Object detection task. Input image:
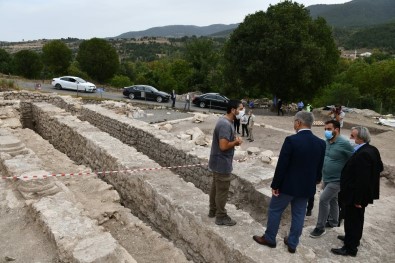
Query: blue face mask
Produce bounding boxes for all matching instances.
[324,130,333,140]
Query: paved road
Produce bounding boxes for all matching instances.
[13,79,229,114]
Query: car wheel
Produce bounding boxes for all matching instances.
[156,96,163,103]
[55,84,62,90]
[128,93,135,99]
[199,102,206,108]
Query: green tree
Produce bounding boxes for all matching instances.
[13,50,43,79]
[0,48,13,74]
[224,1,339,101]
[110,75,132,88]
[42,40,72,75]
[184,38,220,92]
[76,38,119,82]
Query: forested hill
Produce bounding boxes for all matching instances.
[308,0,395,27]
[116,24,239,39]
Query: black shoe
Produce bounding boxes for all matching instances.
[249,140,254,142]
[309,228,326,238]
[306,210,312,216]
[284,236,296,253]
[208,210,216,218]
[331,247,357,257]
[215,215,236,226]
[253,235,276,248]
[337,235,360,246]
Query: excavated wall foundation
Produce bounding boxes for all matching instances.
[1,92,295,262]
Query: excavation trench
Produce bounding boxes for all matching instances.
[1,92,288,262]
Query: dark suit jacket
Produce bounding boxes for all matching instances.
[271,130,326,198]
[340,144,383,207]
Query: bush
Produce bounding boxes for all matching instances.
[110,75,132,88]
[314,82,360,107]
[0,79,19,91]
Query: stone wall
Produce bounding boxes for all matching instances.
[3,91,275,222]
[0,129,136,263]
[29,101,282,262]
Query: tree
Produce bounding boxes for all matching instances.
[224,0,339,101]
[42,40,72,75]
[184,38,220,92]
[13,50,43,79]
[76,38,119,82]
[0,48,13,74]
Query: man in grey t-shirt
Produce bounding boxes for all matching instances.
[208,100,243,226]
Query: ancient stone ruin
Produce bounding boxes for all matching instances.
[0,90,393,263]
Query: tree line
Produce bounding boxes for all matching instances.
[0,1,393,113]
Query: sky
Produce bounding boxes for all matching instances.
[0,0,349,42]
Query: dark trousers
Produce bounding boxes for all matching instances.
[278,107,284,116]
[241,124,249,137]
[234,119,240,133]
[344,205,365,254]
[307,196,314,211]
[209,173,232,218]
[171,98,176,107]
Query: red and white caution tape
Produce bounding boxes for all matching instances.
[1,154,274,181]
[1,163,208,181]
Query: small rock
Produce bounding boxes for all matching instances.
[159,123,172,132]
[247,147,261,155]
[5,256,16,261]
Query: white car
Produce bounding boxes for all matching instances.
[51,76,96,93]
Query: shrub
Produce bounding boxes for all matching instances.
[110,75,132,88]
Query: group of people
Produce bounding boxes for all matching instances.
[234,106,255,142]
[276,99,313,116]
[208,100,383,257]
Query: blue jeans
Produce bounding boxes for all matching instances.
[264,193,308,249]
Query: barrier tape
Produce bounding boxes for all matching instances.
[1,155,273,181]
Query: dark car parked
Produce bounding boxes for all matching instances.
[123,85,170,102]
[192,93,231,109]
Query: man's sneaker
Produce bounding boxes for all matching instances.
[215,215,237,226]
[208,210,216,218]
[306,210,312,216]
[309,228,326,238]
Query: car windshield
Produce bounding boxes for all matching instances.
[146,86,158,92]
[75,77,87,83]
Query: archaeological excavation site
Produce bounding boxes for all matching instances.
[1,90,394,263]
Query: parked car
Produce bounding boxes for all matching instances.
[123,85,170,103]
[192,93,231,109]
[51,76,96,93]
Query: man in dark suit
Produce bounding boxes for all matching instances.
[253,111,325,253]
[331,126,383,257]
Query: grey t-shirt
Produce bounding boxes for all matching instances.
[208,116,235,174]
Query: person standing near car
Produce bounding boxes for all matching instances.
[171,90,176,108]
[208,100,243,226]
[184,92,191,111]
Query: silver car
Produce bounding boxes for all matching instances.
[51,76,96,93]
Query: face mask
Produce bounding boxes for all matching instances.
[349,139,356,147]
[324,130,333,140]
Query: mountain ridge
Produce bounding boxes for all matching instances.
[113,0,395,39]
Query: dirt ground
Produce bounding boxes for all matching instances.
[1,105,394,262]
